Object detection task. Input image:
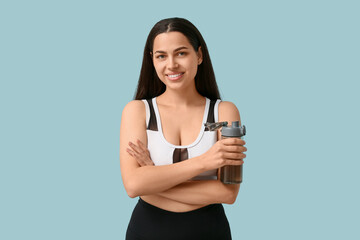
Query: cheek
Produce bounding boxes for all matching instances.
[186,60,199,75]
[153,62,165,77]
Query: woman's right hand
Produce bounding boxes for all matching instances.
[199,138,247,171]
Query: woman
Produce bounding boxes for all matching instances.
[120,17,247,240]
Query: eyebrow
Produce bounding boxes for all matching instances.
[154,46,189,54]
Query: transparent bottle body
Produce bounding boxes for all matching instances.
[220,136,242,184]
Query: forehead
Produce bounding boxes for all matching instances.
[153,32,192,52]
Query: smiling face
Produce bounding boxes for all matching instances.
[152,31,202,91]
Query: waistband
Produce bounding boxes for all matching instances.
[138,197,222,215]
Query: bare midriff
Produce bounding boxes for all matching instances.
[140,195,208,213]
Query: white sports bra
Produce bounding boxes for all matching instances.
[142,97,221,180]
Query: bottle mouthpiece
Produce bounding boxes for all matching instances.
[204,121,228,131]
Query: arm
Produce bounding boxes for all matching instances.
[155,180,240,205]
[126,101,246,204]
[156,102,245,205]
[214,101,243,202]
[120,100,207,198]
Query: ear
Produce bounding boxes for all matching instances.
[197,46,203,65]
[150,51,155,63]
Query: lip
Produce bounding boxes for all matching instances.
[166,72,184,81]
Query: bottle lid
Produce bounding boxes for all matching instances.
[221,121,246,137]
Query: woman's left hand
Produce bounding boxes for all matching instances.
[127,139,154,166]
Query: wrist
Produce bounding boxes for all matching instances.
[190,155,207,173]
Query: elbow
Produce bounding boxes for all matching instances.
[225,193,237,204]
[223,184,240,204]
[124,180,141,199]
[122,170,150,198]
[126,189,138,199]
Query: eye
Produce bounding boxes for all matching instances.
[178,52,186,56]
[156,55,166,59]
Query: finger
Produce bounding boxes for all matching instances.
[126,148,134,157]
[132,154,147,166]
[139,160,147,167]
[224,145,247,153]
[133,152,151,165]
[127,147,149,167]
[128,141,141,154]
[225,159,244,166]
[222,138,246,146]
[137,160,146,167]
[132,151,141,160]
[224,152,246,160]
[128,150,145,165]
[137,140,149,154]
[137,139,145,148]
[144,158,155,166]
[136,139,152,157]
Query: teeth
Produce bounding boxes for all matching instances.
[168,73,182,78]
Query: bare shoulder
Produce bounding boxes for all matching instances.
[218,101,241,123]
[120,100,147,145]
[121,100,146,121]
[219,101,239,114]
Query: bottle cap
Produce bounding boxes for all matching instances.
[221,121,246,137]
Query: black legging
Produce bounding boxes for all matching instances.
[126,198,232,240]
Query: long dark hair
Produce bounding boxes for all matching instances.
[134,17,221,100]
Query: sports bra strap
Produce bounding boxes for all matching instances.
[142,99,158,131]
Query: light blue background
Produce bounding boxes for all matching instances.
[1,0,359,239]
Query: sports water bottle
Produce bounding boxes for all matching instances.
[220,121,246,184]
[204,121,246,184]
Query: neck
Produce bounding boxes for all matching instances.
[158,83,204,107]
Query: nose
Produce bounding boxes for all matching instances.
[167,56,178,69]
